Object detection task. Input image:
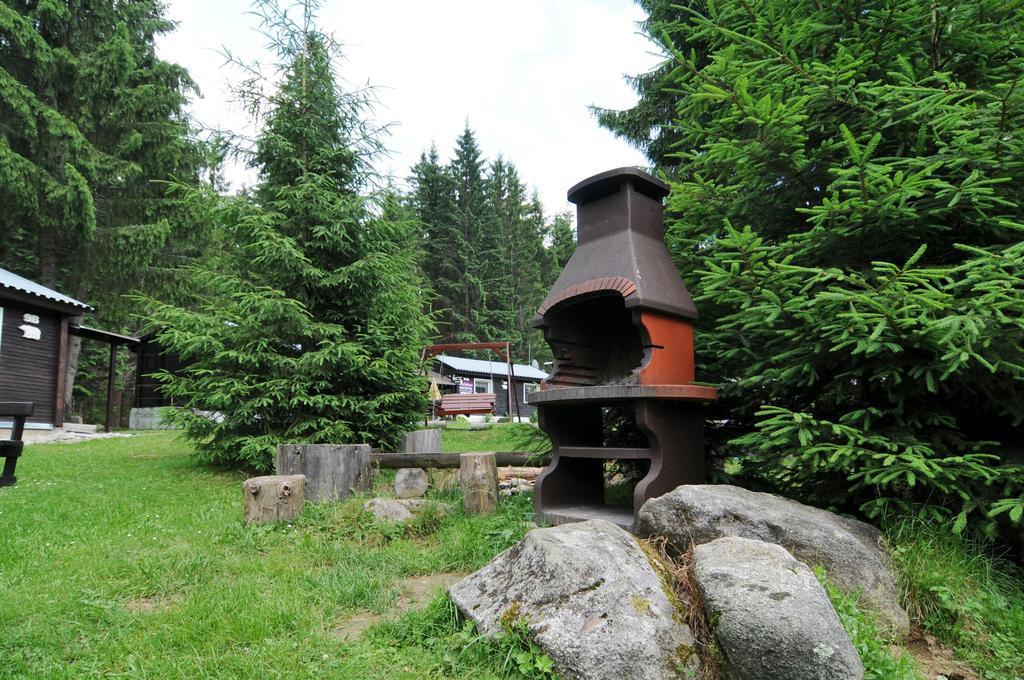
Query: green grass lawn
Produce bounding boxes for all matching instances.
[440,422,550,455]
[0,431,537,679]
[3,427,1021,679]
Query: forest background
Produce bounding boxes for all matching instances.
[3,0,1024,545]
[0,0,576,433]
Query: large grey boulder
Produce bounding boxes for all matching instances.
[449,519,698,680]
[693,537,864,680]
[637,484,909,637]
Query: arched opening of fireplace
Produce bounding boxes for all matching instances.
[543,294,643,387]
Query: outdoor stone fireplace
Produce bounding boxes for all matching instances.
[527,167,717,530]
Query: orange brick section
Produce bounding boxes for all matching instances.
[637,311,696,385]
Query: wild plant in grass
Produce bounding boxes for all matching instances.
[886,519,1024,678]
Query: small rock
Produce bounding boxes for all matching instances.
[394,467,429,498]
[449,519,698,680]
[364,498,413,523]
[638,484,909,637]
[363,498,452,523]
[393,498,452,514]
[498,477,535,496]
[692,536,864,680]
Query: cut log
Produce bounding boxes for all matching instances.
[397,429,438,498]
[400,428,442,453]
[460,452,498,515]
[243,475,305,524]
[276,443,371,503]
[372,451,549,469]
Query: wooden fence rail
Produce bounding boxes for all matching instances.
[370,451,549,469]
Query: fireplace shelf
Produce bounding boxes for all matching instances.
[558,446,651,460]
[528,383,717,405]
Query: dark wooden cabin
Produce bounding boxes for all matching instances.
[0,268,139,433]
[0,269,91,429]
[133,333,187,408]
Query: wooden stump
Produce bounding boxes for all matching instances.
[276,444,371,503]
[243,475,305,524]
[400,428,442,453]
[460,452,498,515]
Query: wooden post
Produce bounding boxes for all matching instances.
[243,475,305,524]
[105,343,117,432]
[54,317,69,427]
[276,443,371,503]
[460,452,498,515]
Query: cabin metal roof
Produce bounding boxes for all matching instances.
[434,355,548,381]
[0,268,93,313]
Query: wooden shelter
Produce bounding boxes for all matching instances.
[0,268,138,433]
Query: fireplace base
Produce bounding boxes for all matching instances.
[530,397,710,532]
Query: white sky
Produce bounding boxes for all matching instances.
[156,0,662,215]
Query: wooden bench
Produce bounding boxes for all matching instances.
[1,402,33,488]
[435,393,496,417]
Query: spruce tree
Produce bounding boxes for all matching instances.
[448,125,490,342]
[546,211,576,272]
[411,146,463,340]
[143,0,431,469]
[409,129,560,362]
[1,0,201,314]
[601,0,1024,533]
[483,168,549,362]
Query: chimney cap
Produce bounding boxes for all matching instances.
[567,167,670,205]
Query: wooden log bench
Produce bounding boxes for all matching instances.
[1,402,34,488]
[434,393,496,417]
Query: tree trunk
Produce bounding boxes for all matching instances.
[460,452,498,515]
[397,429,439,492]
[243,475,305,524]
[276,443,371,503]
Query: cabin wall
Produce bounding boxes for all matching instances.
[134,338,187,408]
[0,300,60,426]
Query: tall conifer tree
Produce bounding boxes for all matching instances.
[408,128,563,361]
[144,0,431,468]
[600,0,1024,532]
[411,146,462,339]
[448,125,489,341]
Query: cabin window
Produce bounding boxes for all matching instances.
[474,378,492,394]
[524,382,539,400]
